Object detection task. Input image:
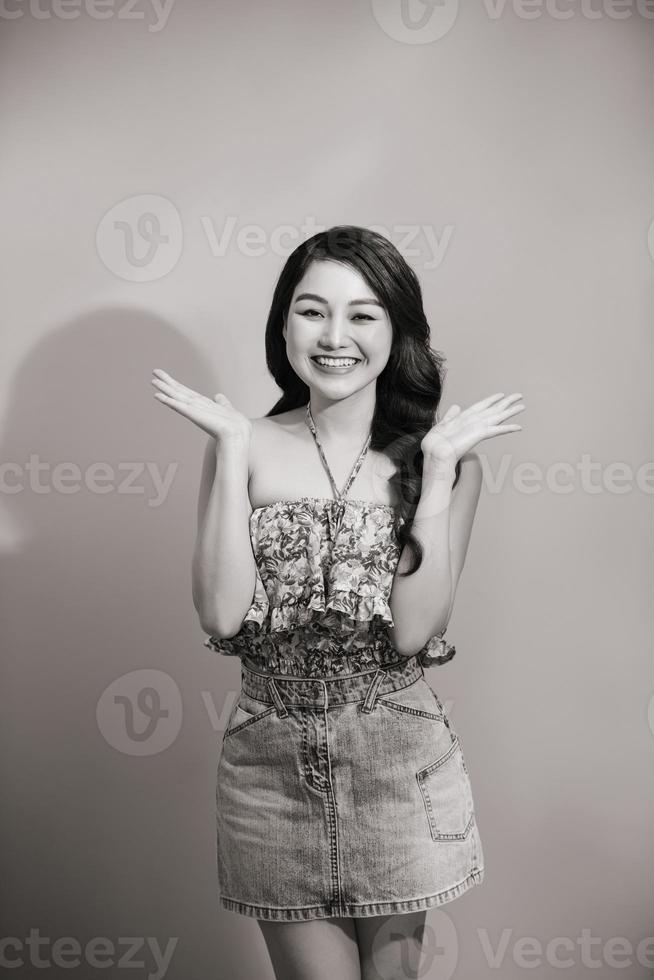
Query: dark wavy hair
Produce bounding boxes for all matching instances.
[263,224,460,577]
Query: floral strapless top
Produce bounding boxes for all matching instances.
[203,496,457,678]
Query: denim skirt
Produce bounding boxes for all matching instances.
[216,654,484,921]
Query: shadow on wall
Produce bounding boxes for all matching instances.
[0,307,271,980]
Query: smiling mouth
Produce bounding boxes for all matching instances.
[311,355,361,363]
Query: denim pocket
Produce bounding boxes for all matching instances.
[224,691,276,739]
[377,677,445,722]
[416,736,475,841]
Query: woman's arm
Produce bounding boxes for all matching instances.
[192,433,257,639]
[387,451,483,658]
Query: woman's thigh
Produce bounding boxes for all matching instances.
[354,911,428,980]
[257,916,361,980]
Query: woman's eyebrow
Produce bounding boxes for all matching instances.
[295,292,383,308]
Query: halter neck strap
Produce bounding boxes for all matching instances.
[304,404,372,503]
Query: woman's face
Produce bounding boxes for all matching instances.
[283,260,393,401]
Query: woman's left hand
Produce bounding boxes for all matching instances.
[421,392,525,468]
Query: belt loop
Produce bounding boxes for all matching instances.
[361,668,386,714]
[267,677,288,718]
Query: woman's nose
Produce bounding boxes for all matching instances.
[320,315,348,347]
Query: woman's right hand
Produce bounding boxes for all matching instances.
[151,369,252,446]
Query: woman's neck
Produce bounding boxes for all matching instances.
[307,390,375,446]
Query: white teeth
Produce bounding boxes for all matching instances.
[314,357,358,367]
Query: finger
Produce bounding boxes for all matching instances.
[152,369,201,401]
[486,424,523,434]
[153,369,182,386]
[495,393,524,408]
[151,377,193,402]
[467,391,525,415]
[479,396,525,417]
[490,402,526,420]
[153,369,180,382]
[153,391,186,405]
[151,376,206,405]
[153,392,217,428]
[465,392,507,412]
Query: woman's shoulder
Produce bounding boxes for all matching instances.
[251,406,305,431]
[249,408,306,453]
[247,409,306,499]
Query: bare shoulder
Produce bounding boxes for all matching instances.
[248,407,305,486]
[251,406,305,431]
[249,407,305,446]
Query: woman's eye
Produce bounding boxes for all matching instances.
[300,309,374,321]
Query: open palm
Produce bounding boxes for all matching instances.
[151,369,252,445]
[421,392,525,465]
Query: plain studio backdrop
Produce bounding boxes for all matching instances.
[1,3,653,979]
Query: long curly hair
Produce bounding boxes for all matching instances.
[263,224,460,576]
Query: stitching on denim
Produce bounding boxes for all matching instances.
[320,719,342,907]
[361,668,386,713]
[377,698,444,722]
[301,711,312,787]
[219,867,485,919]
[267,677,289,717]
[239,658,425,708]
[415,737,475,841]
[224,703,276,738]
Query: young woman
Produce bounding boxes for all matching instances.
[152,226,524,980]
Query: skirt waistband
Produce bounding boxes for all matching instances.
[240,655,424,711]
